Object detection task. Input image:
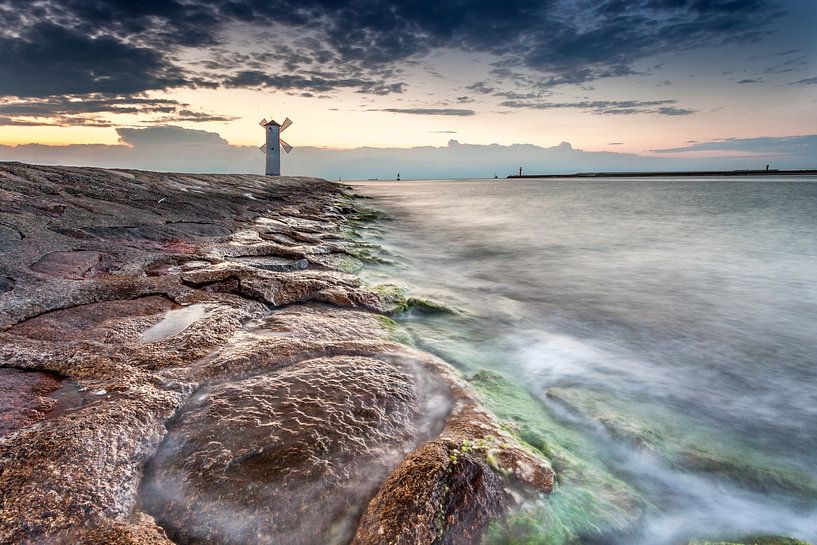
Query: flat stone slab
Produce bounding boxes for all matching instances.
[29,250,103,279]
[0,224,21,244]
[83,223,231,242]
[230,256,309,272]
[7,296,177,343]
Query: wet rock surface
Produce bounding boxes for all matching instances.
[0,275,14,293]
[0,368,63,438]
[0,223,22,243]
[0,162,553,545]
[142,356,421,545]
[29,250,106,278]
[7,296,177,343]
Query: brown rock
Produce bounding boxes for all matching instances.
[141,356,427,545]
[6,296,176,343]
[0,368,63,438]
[29,250,104,279]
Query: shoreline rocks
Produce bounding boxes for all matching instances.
[0,162,553,545]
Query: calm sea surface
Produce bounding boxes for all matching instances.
[351,177,817,544]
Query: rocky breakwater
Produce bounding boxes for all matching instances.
[0,162,553,545]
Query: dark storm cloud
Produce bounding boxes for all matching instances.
[651,134,817,154]
[0,96,234,126]
[0,23,189,97]
[656,106,696,116]
[155,111,240,123]
[494,90,548,100]
[0,117,54,127]
[466,79,550,101]
[224,71,405,95]
[0,97,180,117]
[116,126,231,147]
[0,0,786,95]
[500,99,694,116]
[466,82,496,95]
[373,108,476,116]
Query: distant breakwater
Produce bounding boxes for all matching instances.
[508,168,817,178]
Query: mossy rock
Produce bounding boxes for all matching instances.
[405,296,458,315]
[344,244,396,265]
[546,387,817,502]
[470,370,647,545]
[338,202,386,241]
[368,284,456,317]
[350,206,384,222]
[369,283,410,314]
[374,315,415,346]
[310,253,364,273]
[339,225,363,240]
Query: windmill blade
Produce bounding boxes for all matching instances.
[280,139,293,154]
[280,117,293,132]
[258,118,268,126]
[258,144,266,153]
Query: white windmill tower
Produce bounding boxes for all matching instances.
[259,117,293,176]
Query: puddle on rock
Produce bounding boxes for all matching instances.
[7,296,178,343]
[139,304,208,343]
[44,380,114,421]
[0,368,64,437]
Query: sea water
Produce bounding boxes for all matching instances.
[350,177,817,544]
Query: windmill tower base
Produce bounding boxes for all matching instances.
[265,124,281,176]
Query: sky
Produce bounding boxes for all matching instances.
[0,0,815,178]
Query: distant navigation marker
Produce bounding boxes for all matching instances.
[259,117,293,176]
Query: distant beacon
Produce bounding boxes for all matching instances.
[258,117,293,176]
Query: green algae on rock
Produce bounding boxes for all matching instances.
[374,314,416,346]
[367,282,459,317]
[406,296,459,315]
[469,370,648,545]
[353,348,554,545]
[546,387,817,502]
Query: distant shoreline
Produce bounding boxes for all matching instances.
[508,169,817,179]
